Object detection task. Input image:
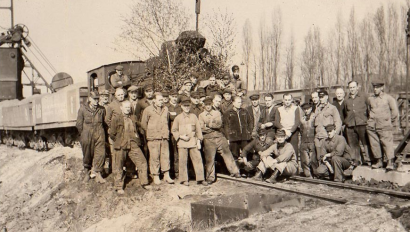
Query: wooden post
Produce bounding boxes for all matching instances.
[195,0,201,33]
[406,9,410,132]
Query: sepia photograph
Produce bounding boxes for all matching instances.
[0,0,410,231]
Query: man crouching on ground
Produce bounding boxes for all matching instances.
[172,96,208,186]
[254,129,298,183]
[110,101,151,194]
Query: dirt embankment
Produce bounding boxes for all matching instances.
[0,145,408,232]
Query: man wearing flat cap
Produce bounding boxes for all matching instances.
[246,94,263,139]
[256,129,298,183]
[190,91,203,117]
[127,85,139,113]
[179,79,193,97]
[299,103,317,177]
[171,96,207,186]
[199,96,241,184]
[76,91,107,184]
[166,89,182,178]
[221,73,236,96]
[367,79,398,170]
[98,90,110,108]
[111,65,130,89]
[240,128,274,179]
[316,124,353,182]
[314,90,342,174]
[220,88,234,114]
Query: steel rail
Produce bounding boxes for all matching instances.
[217,174,348,204]
[289,176,410,199]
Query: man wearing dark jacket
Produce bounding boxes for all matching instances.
[76,91,106,183]
[109,101,151,194]
[258,93,277,144]
[246,94,264,139]
[316,124,353,182]
[223,96,253,159]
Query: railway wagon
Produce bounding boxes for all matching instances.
[0,82,88,150]
[87,61,146,94]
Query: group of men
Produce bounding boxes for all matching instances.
[76,63,399,194]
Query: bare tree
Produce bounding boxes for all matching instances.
[374,5,387,86]
[117,0,191,59]
[284,30,295,89]
[301,27,324,90]
[204,8,237,66]
[358,13,376,92]
[258,15,268,90]
[346,7,360,81]
[386,3,400,91]
[269,7,282,90]
[242,19,253,90]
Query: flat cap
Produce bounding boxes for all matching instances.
[301,102,313,109]
[183,79,192,85]
[180,96,191,105]
[190,91,200,98]
[115,65,124,71]
[169,89,178,96]
[276,129,286,137]
[249,94,260,100]
[258,128,267,136]
[128,85,139,92]
[318,90,329,97]
[162,91,169,97]
[99,90,110,95]
[371,79,384,86]
[325,124,336,132]
[222,73,231,80]
[203,96,213,105]
[223,89,232,94]
[144,84,154,91]
[89,91,99,99]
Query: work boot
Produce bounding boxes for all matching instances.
[197,181,208,186]
[95,172,106,184]
[266,170,279,184]
[251,170,263,181]
[386,159,394,171]
[82,168,91,183]
[153,175,161,185]
[372,158,383,169]
[164,171,174,184]
[117,189,125,195]
[231,173,241,178]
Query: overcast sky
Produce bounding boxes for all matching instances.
[0,0,404,95]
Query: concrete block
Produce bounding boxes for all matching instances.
[352,166,410,186]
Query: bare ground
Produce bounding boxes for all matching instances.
[0,145,408,232]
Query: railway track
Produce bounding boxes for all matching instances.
[217,173,410,204]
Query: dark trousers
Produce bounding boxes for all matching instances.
[288,131,299,161]
[300,142,315,177]
[346,125,370,163]
[229,140,250,159]
[113,141,148,190]
[316,156,351,182]
[81,132,105,172]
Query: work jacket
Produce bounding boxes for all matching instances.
[110,114,141,149]
[344,92,368,127]
[223,108,253,141]
[76,104,106,143]
[367,92,398,129]
[141,105,170,140]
